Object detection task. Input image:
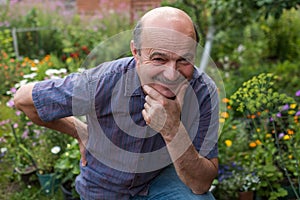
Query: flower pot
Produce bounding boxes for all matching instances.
[61,183,80,200]
[36,172,60,195]
[15,166,37,185]
[238,191,254,200]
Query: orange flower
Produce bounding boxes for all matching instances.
[221,112,229,119]
[227,105,232,110]
[249,142,257,148]
[222,98,230,103]
[255,140,262,145]
[232,125,237,130]
[257,112,261,116]
[287,129,294,135]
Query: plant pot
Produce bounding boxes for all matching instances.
[238,191,254,200]
[15,166,38,185]
[61,183,80,200]
[36,172,60,195]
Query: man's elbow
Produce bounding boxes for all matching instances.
[191,183,212,195]
[14,83,35,111]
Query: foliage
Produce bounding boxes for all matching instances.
[261,8,300,61]
[0,29,14,57]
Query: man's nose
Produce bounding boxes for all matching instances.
[163,62,180,82]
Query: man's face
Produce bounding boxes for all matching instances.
[134,28,197,99]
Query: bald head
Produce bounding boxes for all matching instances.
[133,7,199,50]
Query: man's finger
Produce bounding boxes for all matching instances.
[176,83,188,108]
[142,109,151,124]
[144,102,150,112]
[143,85,163,101]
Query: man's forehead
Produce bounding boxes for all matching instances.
[145,48,195,59]
[140,28,197,53]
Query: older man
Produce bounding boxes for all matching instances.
[14,6,219,200]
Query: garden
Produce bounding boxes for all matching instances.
[0,0,300,199]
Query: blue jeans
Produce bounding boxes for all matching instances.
[130,165,215,200]
[80,165,215,200]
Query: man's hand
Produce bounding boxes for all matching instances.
[73,118,88,166]
[142,84,188,141]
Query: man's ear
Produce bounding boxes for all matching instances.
[130,40,138,60]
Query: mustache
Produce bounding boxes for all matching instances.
[152,74,186,85]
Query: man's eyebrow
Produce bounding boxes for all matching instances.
[149,52,168,59]
[180,53,194,59]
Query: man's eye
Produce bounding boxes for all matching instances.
[178,59,191,65]
[152,58,165,63]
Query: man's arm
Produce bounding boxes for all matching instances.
[142,84,218,194]
[14,83,88,166]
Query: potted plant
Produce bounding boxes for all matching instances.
[33,129,71,196]
[55,139,80,200]
[9,119,39,185]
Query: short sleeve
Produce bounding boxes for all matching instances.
[32,72,92,122]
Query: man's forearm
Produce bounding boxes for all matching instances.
[14,83,87,139]
[164,123,218,194]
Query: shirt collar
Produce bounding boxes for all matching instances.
[124,58,144,97]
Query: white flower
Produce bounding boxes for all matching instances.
[237,44,245,53]
[23,73,37,79]
[33,59,39,64]
[77,68,85,73]
[30,67,38,71]
[19,79,28,87]
[51,146,61,154]
[1,147,7,153]
[59,68,67,74]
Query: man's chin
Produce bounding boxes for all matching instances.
[148,83,177,99]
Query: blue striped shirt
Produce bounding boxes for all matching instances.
[32,57,219,200]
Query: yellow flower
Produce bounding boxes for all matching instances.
[283,135,290,140]
[290,104,297,109]
[288,155,293,159]
[288,110,296,115]
[221,112,229,119]
[219,118,225,123]
[266,133,272,138]
[232,125,237,130]
[256,128,261,133]
[249,142,257,148]
[66,57,73,64]
[225,140,232,147]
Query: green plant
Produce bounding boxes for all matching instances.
[55,139,80,197]
[228,73,300,199]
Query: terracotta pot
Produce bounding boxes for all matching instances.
[238,191,254,200]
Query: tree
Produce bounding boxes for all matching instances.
[163,0,300,71]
